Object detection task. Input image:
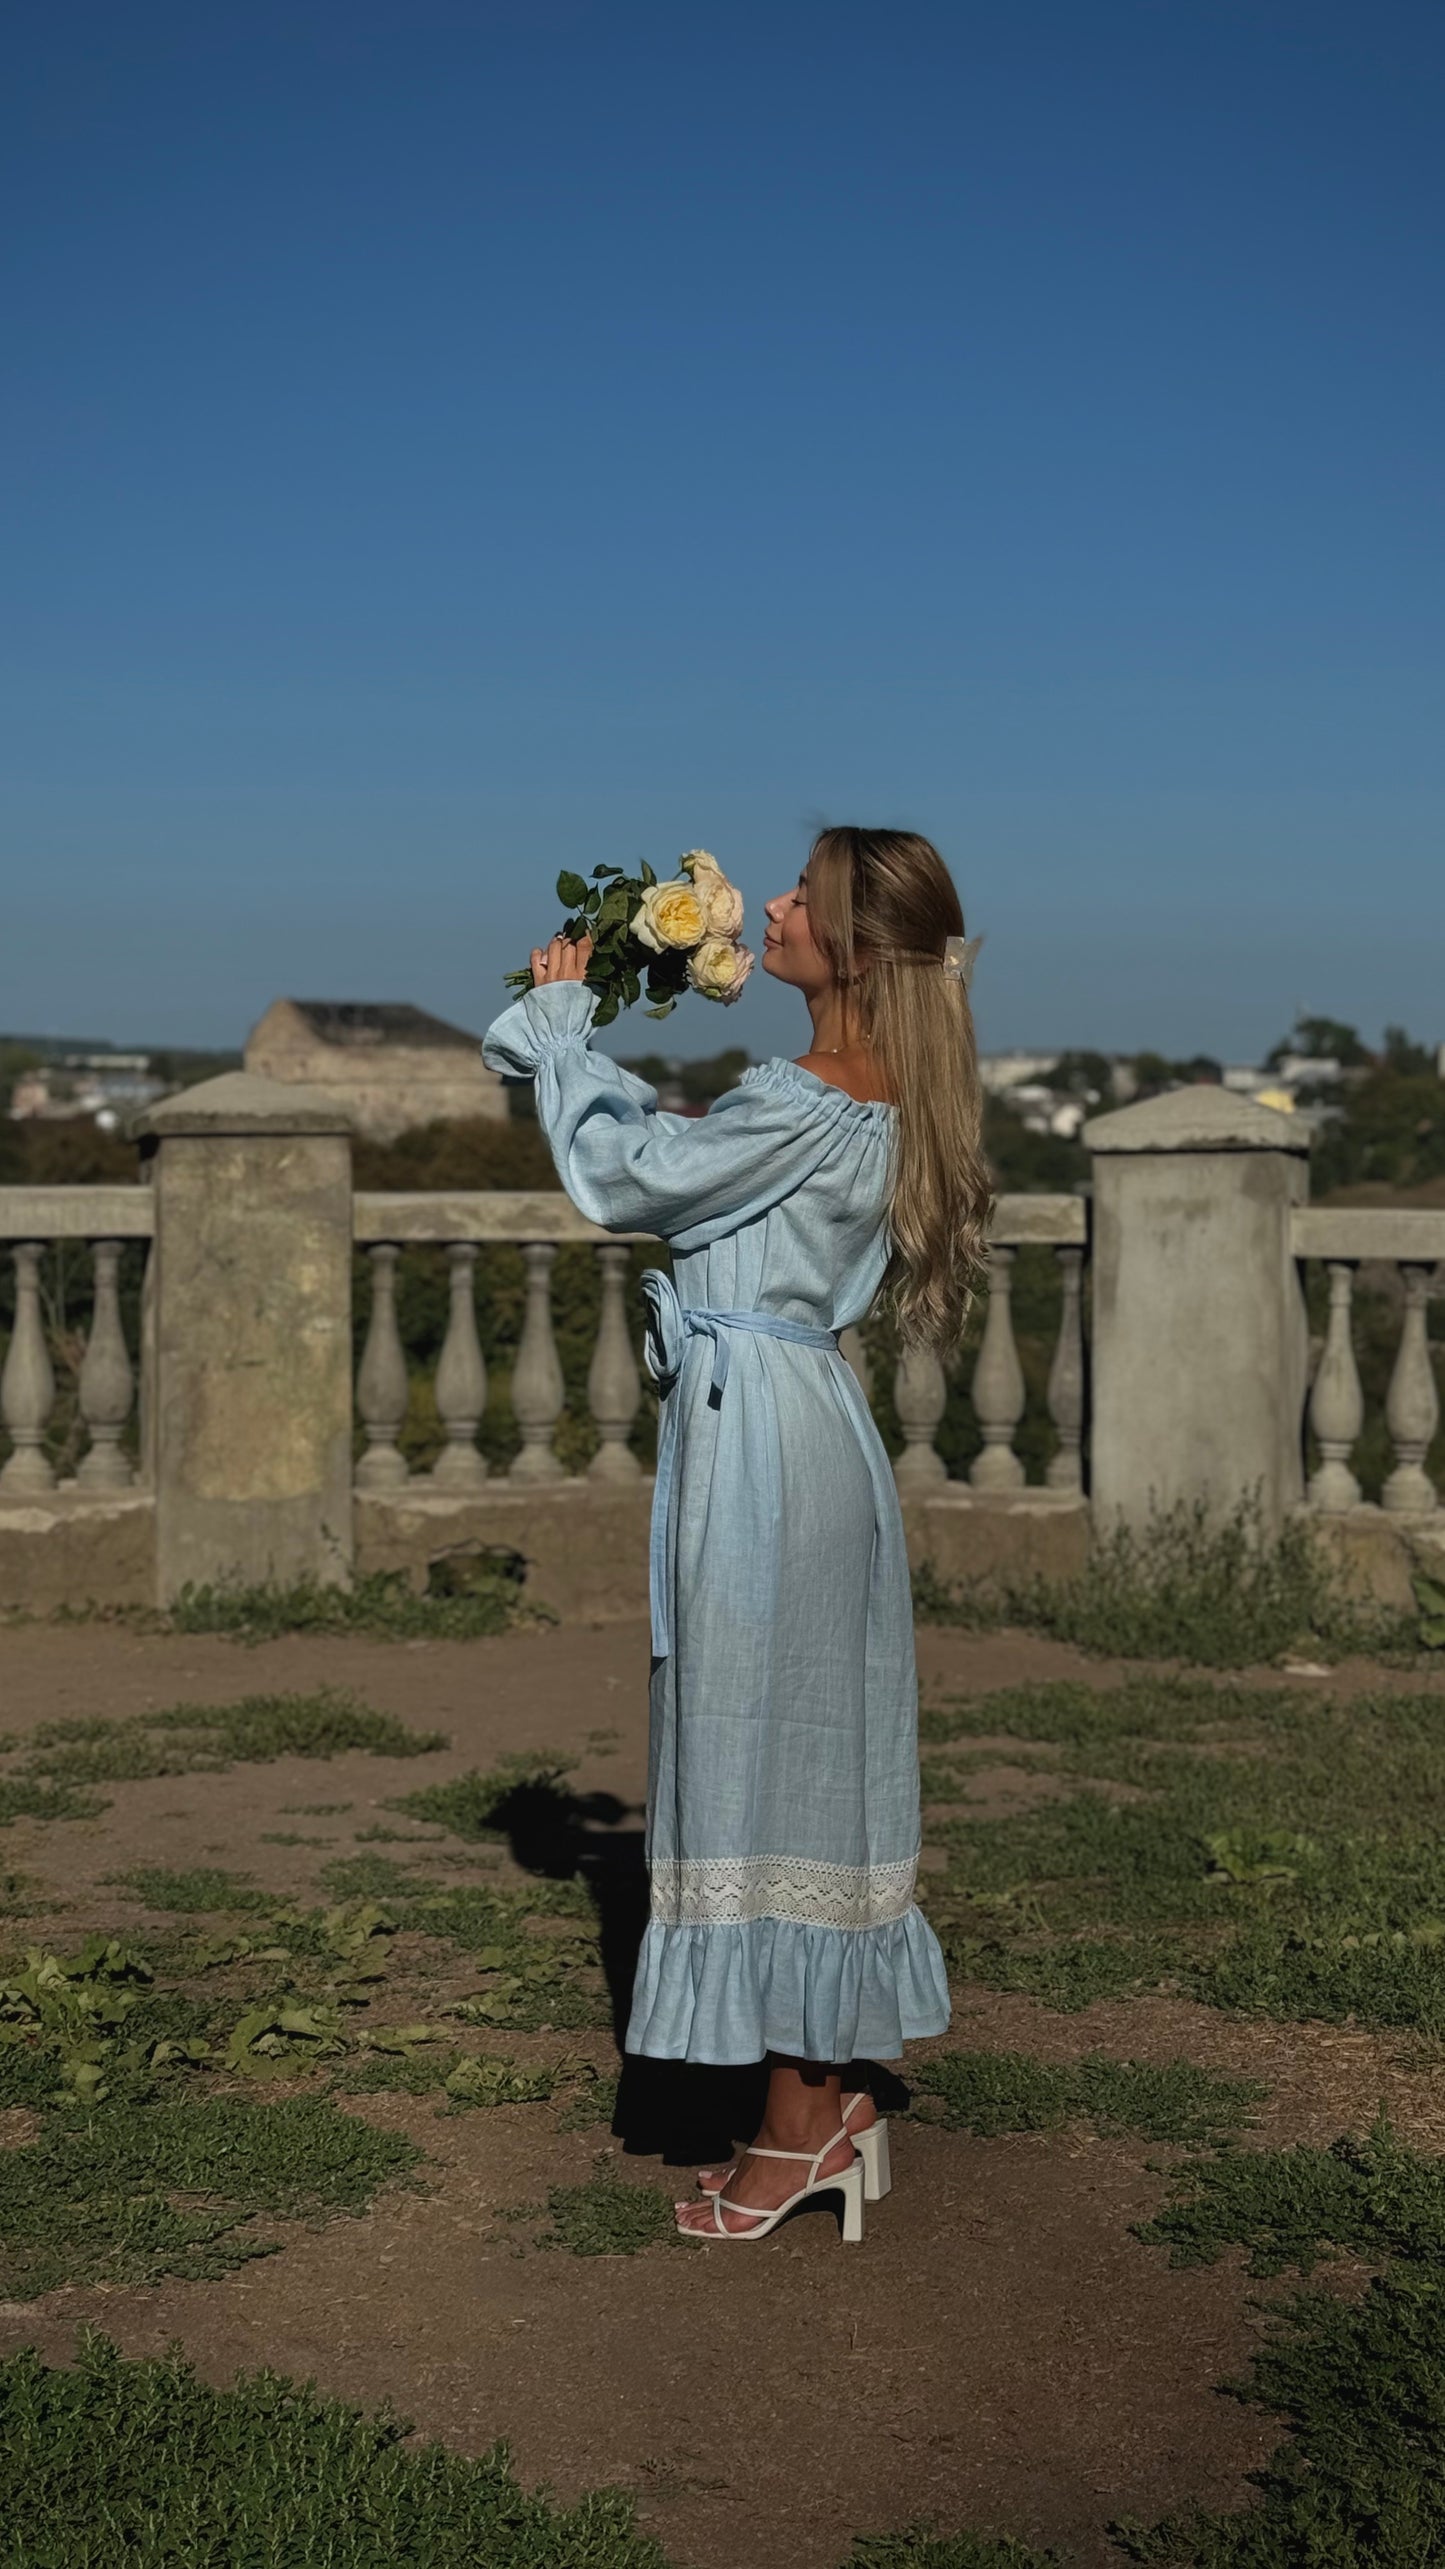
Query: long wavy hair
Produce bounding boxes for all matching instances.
[805,826,992,1355]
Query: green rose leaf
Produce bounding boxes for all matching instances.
[556,869,589,906]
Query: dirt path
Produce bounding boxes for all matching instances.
[1,1615,1441,2567]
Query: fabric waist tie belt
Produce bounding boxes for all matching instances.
[639,1266,843,1657]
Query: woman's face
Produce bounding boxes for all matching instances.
[761,865,830,995]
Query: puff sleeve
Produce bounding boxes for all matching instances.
[480,982,871,1252]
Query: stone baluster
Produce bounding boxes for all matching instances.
[77,1240,135,1488]
[587,1245,641,1482]
[432,1242,488,1486]
[355,1243,411,1488]
[893,1340,947,1487]
[1,1243,56,1491]
[1045,1243,1085,1492]
[970,1244,1026,1490]
[510,1241,565,1481]
[1382,1263,1440,1515]
[839,1324,872,1408]
[1306,1260,1363,1511]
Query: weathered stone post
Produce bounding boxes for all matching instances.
[140,1073,355,1604]
[1083,1087,1310,1537]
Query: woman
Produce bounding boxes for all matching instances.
[481,825,990,2242]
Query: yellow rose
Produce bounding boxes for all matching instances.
[631,878,707,952]
[686,937,755,1003]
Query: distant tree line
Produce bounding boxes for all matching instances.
[1,1019,1440,1203]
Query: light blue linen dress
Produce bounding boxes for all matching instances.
[481,980,952,2067]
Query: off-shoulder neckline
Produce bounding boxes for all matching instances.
[737,1057,898,1118]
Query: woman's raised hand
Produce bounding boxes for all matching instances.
[529,930,594,988]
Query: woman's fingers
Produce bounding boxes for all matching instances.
[529,929,594,987]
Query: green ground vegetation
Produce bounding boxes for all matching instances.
[909,2050,1262,2147]
[114,1866,276,1912]
[0,2072,418,2298]
[919,1673,1445,2034]
[0,2333,669,2569]
[509,2153,682,2258]
[0,1863,608,2296]
[166,1564,547,1641]
[1110,2119,1445,2564]
[912,1502,1423,1667]
[2,1689,444,1797]
[388,1748,580,1839]
[852,2119,1445,2562]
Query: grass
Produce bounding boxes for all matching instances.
[1136,2114,1445,2278]
[0,2333,667,2568]
[0,1775,105,1828]
[11,1688,446,1787]
[920,1674,1445,2035]
[389,1749,580,1841]
[331,2049,559,2110]
[317,1852,606,2029]
[848,2122,1445,2565]
[912,1500,1417,1668]
[166,1564,551,1643]
[1109,2121,1445,2564]
[910,2050,1263,2147]
[0,2091,419,2298]
[14,2158,1445,2569]
[114,1865,275,1912]
[523,2155,682,2257]
[558,2068,620,2131]
[0,1868,51,1915]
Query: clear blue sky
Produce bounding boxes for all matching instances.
[3,0,1441,1067]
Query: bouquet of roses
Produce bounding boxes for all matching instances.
[502,849,754,1028]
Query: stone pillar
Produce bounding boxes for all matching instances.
[1084,1087,1311,1537]
[140,1073,355,1604]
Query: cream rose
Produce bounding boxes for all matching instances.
[681,849,745,939]
[701,875,744,938]
[630,877,707,953]
[686,937,755,1003]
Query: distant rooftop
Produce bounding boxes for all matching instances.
[287,1002,480,1051]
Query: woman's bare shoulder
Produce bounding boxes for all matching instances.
[791,1051,897,1108]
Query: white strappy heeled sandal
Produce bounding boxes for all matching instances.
[675,2125,866,2243]
[696,2089,892,2206]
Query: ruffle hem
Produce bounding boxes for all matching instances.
[625,1905,951,2065]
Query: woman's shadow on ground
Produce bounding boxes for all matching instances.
[492,1773,909,2166]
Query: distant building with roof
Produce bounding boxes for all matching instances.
[244,1000,507,1141]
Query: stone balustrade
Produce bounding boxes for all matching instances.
[351,1189,1089,1496]
[0,1188,152,1495]
[1,1072,1440,1616]
[1294,1208,1445,1518]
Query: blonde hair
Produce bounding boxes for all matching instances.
[806,826,992,1355]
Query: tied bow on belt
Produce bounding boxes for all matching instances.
[639,1268,842,1657]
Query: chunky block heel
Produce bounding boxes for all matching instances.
[855,2117,891,2202]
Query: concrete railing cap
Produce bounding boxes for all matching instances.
[1083,1085,1311,1156]
[140,1071,354,1139]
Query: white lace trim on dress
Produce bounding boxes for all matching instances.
[649,1851,919,1931]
